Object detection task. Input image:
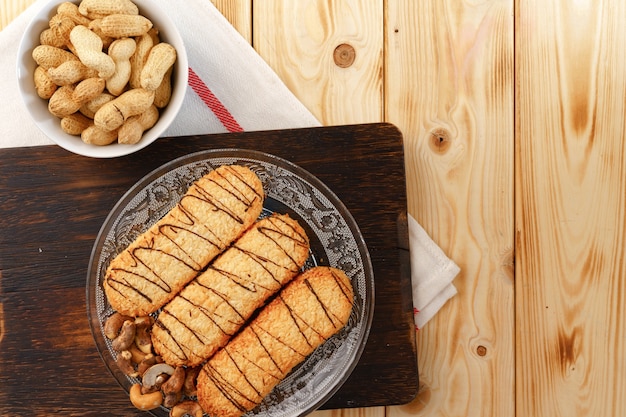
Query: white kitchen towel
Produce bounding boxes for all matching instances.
[0,0,459,329]
[409,215,459,330]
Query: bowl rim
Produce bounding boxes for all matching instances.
[16,0,188,158]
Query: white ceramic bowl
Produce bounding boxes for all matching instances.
[16,0,188,158]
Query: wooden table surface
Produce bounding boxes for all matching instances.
[2,1,625,417]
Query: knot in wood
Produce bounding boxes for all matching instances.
[333,43,356,68]
[429,128,451,153]
[476,345,488,356]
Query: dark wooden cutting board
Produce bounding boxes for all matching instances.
[0,123,417,415]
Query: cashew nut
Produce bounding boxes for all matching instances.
[129,383,162,411]
[115,350,138,377]
[163,391,183,408]
[183,366,201,397]
[128,343,149,364]
[137,353,159,376]
[141,373,168,395]
[104,312,132,340]
[111,319,136,351]
[133,316,153,354]
[169,400,203,417]
[142,363,175,390]
[161,366,185,396]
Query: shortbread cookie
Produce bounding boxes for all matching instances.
[197,266,354,417]
[151,213,310,367]
[103,165,264,317]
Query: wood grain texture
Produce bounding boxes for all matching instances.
[252,0,383,125]
[0,0,32,30]
[211,0,252,42]
[9,0,626,417]
[384,1,514,417]
[516,1,626,416]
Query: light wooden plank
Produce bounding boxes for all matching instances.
[0,0,34,31]
[252,0,383,125]
[516,0,626,416]
[385,1,514,417]
[211,0,252,43]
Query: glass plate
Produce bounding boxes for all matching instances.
[87,149,375,417]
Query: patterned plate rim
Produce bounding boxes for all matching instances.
[86,148,375,417]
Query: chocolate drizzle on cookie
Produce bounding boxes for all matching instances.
[151,213,311,367]
[103,165,265,317]
[196,266,354,417]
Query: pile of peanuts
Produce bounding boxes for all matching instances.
[32,0,177,146]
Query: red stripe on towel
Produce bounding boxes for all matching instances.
[188,67,243,133]
[414,307,420,331]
